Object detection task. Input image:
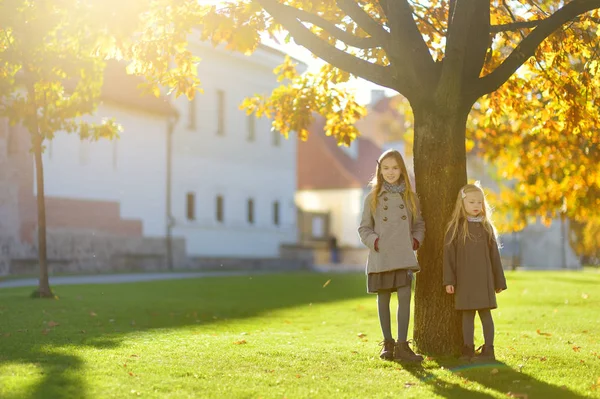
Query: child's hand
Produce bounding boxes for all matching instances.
[445,285,454,294]
[374,238,379,252]
[412,238,420,251]
[495,288,504,294]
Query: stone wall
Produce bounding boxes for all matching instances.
[0,229,187,276]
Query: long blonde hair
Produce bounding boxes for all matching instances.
[368,149,418,220]
[445,184,498,245]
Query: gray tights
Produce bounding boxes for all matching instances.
[462,309,494,346]
[377,285,411,342]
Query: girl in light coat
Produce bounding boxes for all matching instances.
[358,149,425,362]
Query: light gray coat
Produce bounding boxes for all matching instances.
[358,188,425,274]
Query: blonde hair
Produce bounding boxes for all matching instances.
[368,149,418,220]
[445,184,498,245]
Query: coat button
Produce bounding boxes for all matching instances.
[383,197,388,201]
[399,204,405,209]
[383,205,388,210]
[383,217,388,221]
[401,215,407,220]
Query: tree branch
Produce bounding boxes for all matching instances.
[491,20,542,33]
[379,0,437,92]
[289,6,381,49]
[437,0,481,105]
[256,0,398,90]
[477,0,600,97]
[335,0,390,46]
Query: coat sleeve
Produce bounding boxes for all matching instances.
[489,234,507,290]
[358,194,378,251]
[411,195,426,245]
[443,231,456,286]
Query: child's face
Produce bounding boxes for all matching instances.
[380,157,401,184]
[463,191,484,217]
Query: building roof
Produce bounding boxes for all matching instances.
[100,62,178,117]
[297,115,382,190]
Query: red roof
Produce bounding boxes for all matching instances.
[298,115,382,190]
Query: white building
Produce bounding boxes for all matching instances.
[0,42,302,276]
[168,41,298,257]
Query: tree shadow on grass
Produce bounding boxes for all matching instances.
[400,362,494,398]
[403,357,588,399]
[0,272,366,399]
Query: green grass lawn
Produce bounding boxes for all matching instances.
[0,270,598,399]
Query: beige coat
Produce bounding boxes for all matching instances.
[443,222,507,310]
[358,188,425,274]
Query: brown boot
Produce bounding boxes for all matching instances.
[379,339,395,360]
[459,345,475,362]
[394,341,423,362]
[475,345,496,362]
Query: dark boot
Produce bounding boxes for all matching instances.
[459,345,475,362]
[394,341,423,362]
[476,345,496,362]
[379,339,395,360]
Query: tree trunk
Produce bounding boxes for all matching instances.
[32,135,53,298]
[412,103,470,355]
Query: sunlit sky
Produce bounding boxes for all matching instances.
[199,0,395,105]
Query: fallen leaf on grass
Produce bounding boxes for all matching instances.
[404,382,416,388]
[322,279,331,288]
[357,333,367,338]
[130,354,139,358]
[89,312,97,317]
[507,392,528,398]
[491,368,499,375]
[128,372,135,377]
[591,377,600,391]
[536,329,551,336]
[540,357,547,361]
[233,340,247,345]
[573,346,581,352]
[47,321,59,327]
[41,329,50,335]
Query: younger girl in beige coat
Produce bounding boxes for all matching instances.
[358,149,425,362]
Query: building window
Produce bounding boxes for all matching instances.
[79,139,90,165]
[186,192,196,221]
[272,129,281,147]
[247,114,255,142]
[188,97,196,130]
[112,139,118,170]
[7,125,19,155]
[216,195,224,222]
[247,198,254,224]
[273,201,280,226]
[217,90,225,136]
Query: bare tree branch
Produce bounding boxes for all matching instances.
[477,0,600,97]
[289,6,381,49]
[256,0,398,90]
[335,0,390,46]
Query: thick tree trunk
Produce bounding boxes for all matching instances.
[32,135,53,298]
[412,104,470,355]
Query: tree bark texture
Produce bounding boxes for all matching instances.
[412,104,471,355]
